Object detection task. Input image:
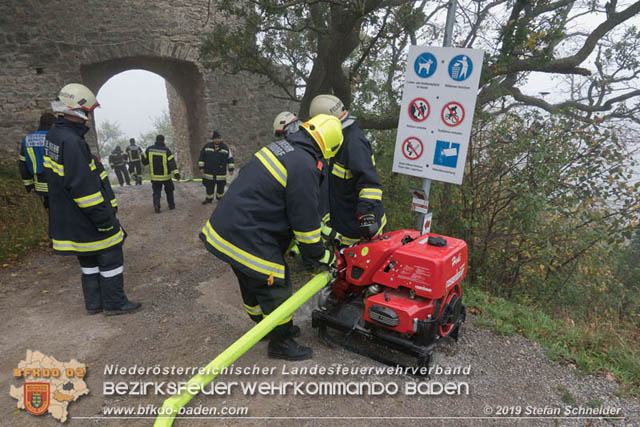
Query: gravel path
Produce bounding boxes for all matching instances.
[1,181,638,426]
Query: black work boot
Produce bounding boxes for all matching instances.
[100,269,140,316]
[104,301,142,316]
[154,206,161,213]
[268,338,312,361]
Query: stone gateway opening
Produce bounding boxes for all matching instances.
[82,56,206,176]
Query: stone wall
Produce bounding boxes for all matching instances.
[0,0,290,175]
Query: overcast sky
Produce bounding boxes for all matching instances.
[94,70,169,139]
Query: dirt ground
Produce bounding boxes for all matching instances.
[1,181,638,426]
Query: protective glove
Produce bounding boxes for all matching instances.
[286,239,301,257]
[174,173,181,181]
[358,213,377,239]
[318,249,337,268]
[321,224,343,246]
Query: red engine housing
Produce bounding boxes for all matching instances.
[336,229,467,335]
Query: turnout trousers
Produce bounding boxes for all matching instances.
[231,266,295,339]
[203,178,226,201]
[114,165,130,186]
[152,180,175,209]
[128,161,142,185]
[77,245,128,311]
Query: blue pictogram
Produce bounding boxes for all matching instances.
[448,55,473,81]
[414,52,437,78]
[433,141,460,168]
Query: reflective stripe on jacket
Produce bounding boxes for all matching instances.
[143,144,178,181]
[328,123,386,240]
[199,142,234,181]
[200,131,326,284]
[125,145,143,162]
[43,118,123,255]
[19,130,48,195]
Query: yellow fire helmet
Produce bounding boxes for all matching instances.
[301,114,344,159]
[51,83,100,120]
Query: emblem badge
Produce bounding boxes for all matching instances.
[24,383,50,416]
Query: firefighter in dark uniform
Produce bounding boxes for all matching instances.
[19,112,56,210]
[309,94,386,245]
[199,114,343,361]
[108,146,130,186]
[45,83,140,315]
[198,130,234,204]
[274,111,328,270]
[125,138,144,185]
[142,134,180,213]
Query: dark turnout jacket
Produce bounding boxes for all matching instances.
[143,143,178,181]
[108,150,127,167]
[198,142,234,180]
[200,131,327,284]
[125,144,144,163]
[329,123,386,243]
[43,118,124,255]
[19,129,49,195]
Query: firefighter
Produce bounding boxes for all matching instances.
[142,134,180,213]
[125,138,144,185]
[273,111,331,270]
[19,112,56,210]
[309,94,386,244]
[108,146,130,186]
[199,114,343,361]
[198,130,234,204]
[44,83,140,315]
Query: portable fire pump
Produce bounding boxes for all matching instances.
[312,229,467,369]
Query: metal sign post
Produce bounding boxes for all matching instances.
[391,0,483,234]
[417,0,456,232]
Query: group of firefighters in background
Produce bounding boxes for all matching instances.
[18,82,386,361]
[107,139,144,187]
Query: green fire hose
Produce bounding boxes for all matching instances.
[154,270,332,426]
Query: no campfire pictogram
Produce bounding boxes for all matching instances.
[441,102,465,127]
[408,98,430,122]
[402,137,423,160]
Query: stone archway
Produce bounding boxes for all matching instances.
[1,1,292,168]
[81,55,206,177]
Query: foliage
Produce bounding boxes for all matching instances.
[0,161,49,264]
[135,111,176,152]
[426,110,639,319]
[202,0,640,126]
[96,119,127,155]
[465,286,640,395]
[97,111,176,161]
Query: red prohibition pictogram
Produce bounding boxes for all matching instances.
[441,102,465,127]
[402,137,423,160]
[408,98,430,122]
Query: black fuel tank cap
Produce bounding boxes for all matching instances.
[427,236,447,247]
